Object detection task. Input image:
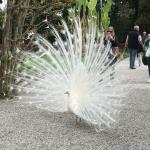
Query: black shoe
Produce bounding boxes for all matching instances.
[130,67,136,69]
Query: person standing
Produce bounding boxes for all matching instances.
[144,34,150,82]
[104,26,120,63]
[137,31,147,67]
[142,31,147,43]
[125,25,143,69]
[137,42,144,67]
[104,26,120,82]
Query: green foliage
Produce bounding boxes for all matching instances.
[75,0,112,30]
[87,0,97,12]
[136,15,150,33]
[75,0,99,15]
[110,0,150,42]
[110,0,136,42]
[76,0,87,12]
[136,0,150,33]
[101,0,112,29]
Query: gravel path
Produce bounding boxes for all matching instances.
[0,59,150,150]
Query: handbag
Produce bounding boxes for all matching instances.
[142,52,147,65]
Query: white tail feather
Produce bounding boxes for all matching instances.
[12,18,124,130]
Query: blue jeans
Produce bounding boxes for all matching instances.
[129,49,137,68]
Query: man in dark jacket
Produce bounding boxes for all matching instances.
[125,25,143,69]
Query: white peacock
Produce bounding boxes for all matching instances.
[12,18,124,130]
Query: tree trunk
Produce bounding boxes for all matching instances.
[0,0,30,98]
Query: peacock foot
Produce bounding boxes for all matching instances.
[75,116,81,128]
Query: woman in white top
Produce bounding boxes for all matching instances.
[144,34,150,82]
